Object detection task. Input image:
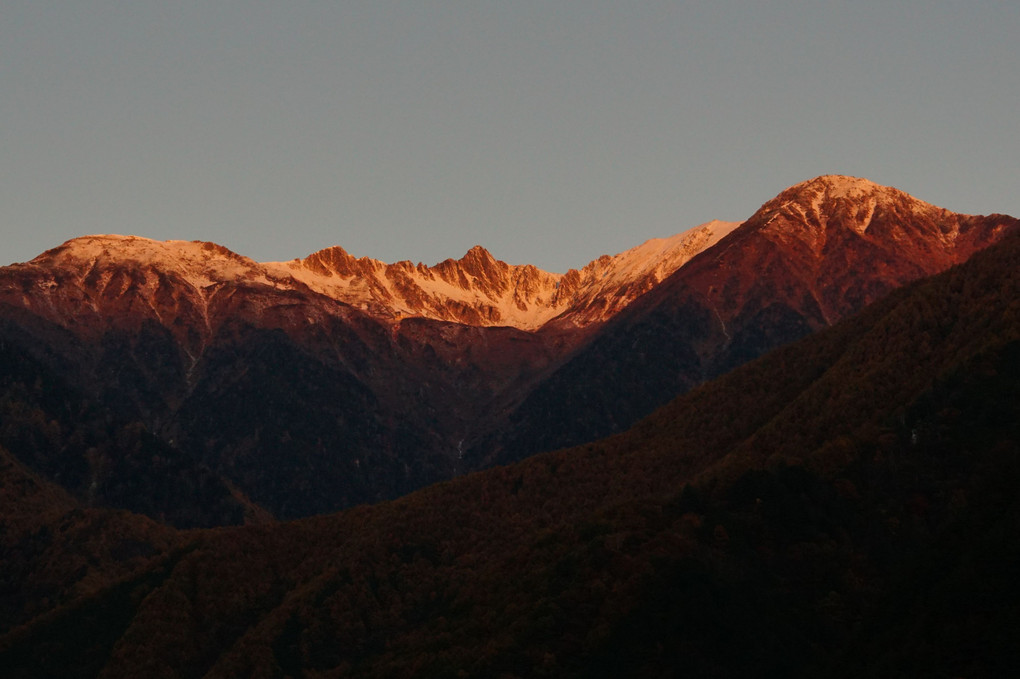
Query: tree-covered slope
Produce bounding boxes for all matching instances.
[3,231,1019,677]
[0,322,253,528]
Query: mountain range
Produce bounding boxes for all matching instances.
[0,175,1016,525]
[1,176,1017,677]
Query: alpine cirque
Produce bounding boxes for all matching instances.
[1,175,1016,523]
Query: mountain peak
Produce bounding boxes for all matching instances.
[455,245,500,277]
[301,245,377,278]
[745,175,947,243]
[13,175,1009,336]
[770,175,915,209]
[34,234,257,276]
[793,174,883,196]
[463,245,494,260]
[260,222,733,330]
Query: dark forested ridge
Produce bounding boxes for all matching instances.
[2,228,1017,676]
[3,176,1014,526]
[0,324,252,528]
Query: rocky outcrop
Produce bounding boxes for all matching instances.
[268,220,738,329]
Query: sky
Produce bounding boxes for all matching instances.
[2,2,1018,272]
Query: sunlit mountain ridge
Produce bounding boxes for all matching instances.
[3,200,1018,678]
[0,175,1015,522]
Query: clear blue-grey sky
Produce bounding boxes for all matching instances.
[3,1,1018,272]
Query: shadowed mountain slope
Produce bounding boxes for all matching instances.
[0,176,1015,526]
[483,175,1018,465]
[3,226,1017,678]
[0,221,735,522]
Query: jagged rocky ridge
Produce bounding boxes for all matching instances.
[3,217,737,335]
[0,175,1015,523]
[3,219,1018,678]
[272,219,740,328]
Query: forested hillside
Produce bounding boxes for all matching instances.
[3,178,1015,523]
[3,228,1017,678]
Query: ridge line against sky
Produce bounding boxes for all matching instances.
[2,1,1018,272]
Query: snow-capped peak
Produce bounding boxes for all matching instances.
[788,174,885,199]
[15,221,738,331]
[33,234,279,290]
[769,175,940,214]
[266,220,739,329]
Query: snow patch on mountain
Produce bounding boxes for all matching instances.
[553,219,741,326]
[17,221,736,332]
[34,235,284,291]
[265,219,739,329]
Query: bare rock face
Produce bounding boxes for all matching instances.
[0,175,1015,522]
[550,219,741,328]
[264,220,737,329]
